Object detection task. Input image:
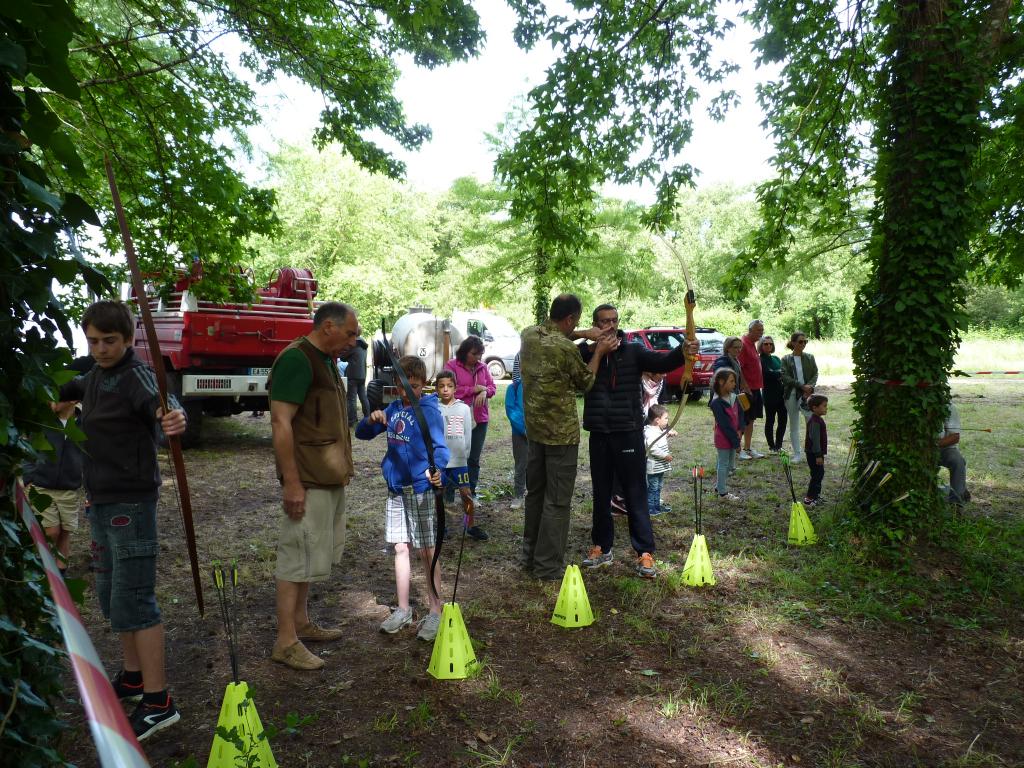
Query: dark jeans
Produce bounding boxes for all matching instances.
[469,422,488,493]
[347,378,369,422]
[589,430,656,555]
[763,390,787,450]
[88,500,162,632]
[521,441,578,580]
[511,431,528,498]
[806,453,825,500]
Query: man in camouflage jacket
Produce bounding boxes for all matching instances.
[519,294,617,580]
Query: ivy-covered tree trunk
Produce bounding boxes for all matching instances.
[850,0,992,538]
[532,245,552,323]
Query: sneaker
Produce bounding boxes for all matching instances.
[768,447,780,455]
[793,452,804,462]
[271,640,325,670]
[582,545,613,568]
[466,526,489,541]
[738,449,753,460]
[719,492,741,502]
[636,552,657,579]
[750,449,766,458]
[660,503,672,513]
[802,497,818,507]
[380,607,413,634]
[509,496,525,510]
[416,612,442,642]
[111,670,144,702]
[130,698,181,741]
[649,506,665,517]
[610,495,627,514]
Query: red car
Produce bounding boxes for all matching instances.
[623,327,725,402]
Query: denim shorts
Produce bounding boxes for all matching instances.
[88,501,162,632]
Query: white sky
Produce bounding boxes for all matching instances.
[241,0,777,200]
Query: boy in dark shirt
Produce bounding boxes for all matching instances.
[23,399,84,576]
[804,394,829,505]
[59,301,187,741]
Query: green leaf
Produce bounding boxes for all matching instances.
[0,38,27,78]
[17,174,61,213]
[64,576,89,606]
[61,193,99,226]
[47,131,87,178]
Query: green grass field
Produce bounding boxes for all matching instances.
[796,338,1024,379]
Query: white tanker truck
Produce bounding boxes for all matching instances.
[366,307,519,410]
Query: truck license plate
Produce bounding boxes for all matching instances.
[248,367,271,376]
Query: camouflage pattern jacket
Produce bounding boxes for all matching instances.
[520,320,596,445]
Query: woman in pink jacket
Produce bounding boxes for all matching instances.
[445,336,496,541]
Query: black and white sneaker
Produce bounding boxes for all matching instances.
[130,698,180,741]
[110,670,144,703]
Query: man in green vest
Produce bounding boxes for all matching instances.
[268,302,359,670]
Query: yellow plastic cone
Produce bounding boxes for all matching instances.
[682,534,716,586]
[427,602,479,680]
[550,564,595,628]
[787,501,817,546]
[207,681,276,768]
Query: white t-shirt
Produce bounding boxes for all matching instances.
[793,355,805,385]
[440,400,474,466]
[937,402,961,440]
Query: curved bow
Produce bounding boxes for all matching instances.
[380,321,446,601]
[655,234,698,441]
[104,157,204,616]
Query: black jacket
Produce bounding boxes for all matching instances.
[23,418,83,491]
[60,348,176,504]
[581,333,686,433]
[343,338,368,381]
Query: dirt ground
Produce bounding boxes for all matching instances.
[58,384,1024,768]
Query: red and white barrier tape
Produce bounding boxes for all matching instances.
[15,480,150,768]
[868,371,1022,388]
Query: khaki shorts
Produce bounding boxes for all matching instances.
[275,486,347,583]
[36,488,81,531]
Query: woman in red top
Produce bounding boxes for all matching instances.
[445,336,497,540]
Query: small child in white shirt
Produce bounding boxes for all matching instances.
[644,405,673,516]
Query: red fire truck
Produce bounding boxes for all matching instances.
[128,265,319,446]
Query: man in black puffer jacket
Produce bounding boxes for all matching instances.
[579,304,694,579]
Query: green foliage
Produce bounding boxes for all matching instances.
[735,0,1021,539]
[31,0,484,298]
[964,284,1024,335]
[2,2,109,762]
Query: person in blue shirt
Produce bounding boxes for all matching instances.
[356,355,449,642]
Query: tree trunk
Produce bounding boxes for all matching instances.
[850,0,992,539]
[533,245,551,323]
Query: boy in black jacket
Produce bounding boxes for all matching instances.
[804,394,829,505]
[60,301,187,741]
[23,399,84,576]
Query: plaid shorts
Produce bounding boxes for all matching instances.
[385,488,437,549]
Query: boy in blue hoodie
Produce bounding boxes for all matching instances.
[356,355,449,641]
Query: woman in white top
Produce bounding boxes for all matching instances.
[780,331,819,460]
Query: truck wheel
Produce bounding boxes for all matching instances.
[180,400,203,449]
[366,378,386,412]
[486,359,507,380]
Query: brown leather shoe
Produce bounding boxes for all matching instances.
[296,622,344,642]
[270,641,324,670]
